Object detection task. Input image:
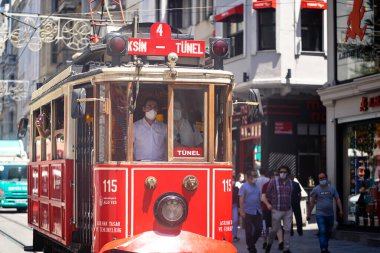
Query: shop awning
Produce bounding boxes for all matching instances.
[215,4,243,23]
[252,0,276,9]
[301,0,327,10]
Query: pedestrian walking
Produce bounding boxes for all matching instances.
[262,165,293,253]
[239,170,263,253]
[291,176,303,236]
[307,172,343,253]
[232,170,241,242]
[261,170,284,250]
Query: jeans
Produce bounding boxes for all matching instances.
[316,215,334,251]
[232,203,239,237]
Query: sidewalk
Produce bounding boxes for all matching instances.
[232,218,378,253]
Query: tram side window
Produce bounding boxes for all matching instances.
[53,97,65,159]
[133,84,168,161]
[173,88,204,158]
[34,104,52,161]
[215,86,226,162]
[110,84,129,161]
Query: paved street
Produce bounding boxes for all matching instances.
[232,218,378,253]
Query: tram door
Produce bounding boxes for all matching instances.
[73,86,94,250]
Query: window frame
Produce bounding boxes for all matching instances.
[301,9,323,52]
[168,84,208,162]
[257,8,276,51]
[224,21,244,57]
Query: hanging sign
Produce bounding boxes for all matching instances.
[128,23,205,57]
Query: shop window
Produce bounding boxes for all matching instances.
[342,121,380,227]
[301,9,323,52]
[258,9,276,50]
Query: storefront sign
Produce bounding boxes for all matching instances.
[274,121,293,135]
[240,123,261,141]
[360,95,380,112]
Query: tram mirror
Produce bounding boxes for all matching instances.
[17,118,29,139]
[71,88,86,119]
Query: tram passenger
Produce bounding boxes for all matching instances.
[36,110,51,138]
[133,97,167,161]
[173,100,203,148]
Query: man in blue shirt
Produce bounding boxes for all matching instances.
[307,172,343,253]
[239,170,263,253]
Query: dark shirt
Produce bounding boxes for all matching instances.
[291,180,301,206]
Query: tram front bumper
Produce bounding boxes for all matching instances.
[100,230,237,253]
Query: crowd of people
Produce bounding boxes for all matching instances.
[233,166,343,253]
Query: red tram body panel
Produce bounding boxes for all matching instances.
[93,164,233,252]
[28,160,74,246]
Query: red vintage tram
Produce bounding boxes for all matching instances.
[20,22,236,253]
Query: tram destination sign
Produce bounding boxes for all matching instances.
[128,22,205,57]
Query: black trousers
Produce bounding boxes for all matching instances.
[244,213,263,252]
[291,203,303,235]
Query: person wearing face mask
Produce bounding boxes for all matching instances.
[262,165,293,253]
[238,170,263,253]
[173,101,203,148]
[133,97,167,161]
[307,172,343,253]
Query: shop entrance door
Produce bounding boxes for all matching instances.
[297,153,320,187]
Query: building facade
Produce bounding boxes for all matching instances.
[215,0,328,185]
[319,0,380,231]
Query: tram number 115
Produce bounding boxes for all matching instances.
[222,179,232,192]
[103,179,118,193]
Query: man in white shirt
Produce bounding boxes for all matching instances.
[133,97,167,161]
[173,101,203,147]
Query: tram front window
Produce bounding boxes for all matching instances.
[132,83,168,162]
[173,89,204,158]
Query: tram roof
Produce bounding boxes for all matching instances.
[31,63,234,103]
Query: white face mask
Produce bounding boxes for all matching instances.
[145,109,157,120]
[279,173,287,179]
[174,109,182,121]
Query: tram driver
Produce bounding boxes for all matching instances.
[173,100,203,148]
[133,97,167,161]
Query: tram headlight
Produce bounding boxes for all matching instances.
[209,38,231,70]
[106,33,128,66]
[154,192,188,227]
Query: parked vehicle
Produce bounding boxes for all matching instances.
[0,140,28,212]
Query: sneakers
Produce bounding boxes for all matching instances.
[233,236,240,242]
[278,242,284,250]
[321,249,330,253]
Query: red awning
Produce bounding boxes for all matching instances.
[215,4,243,23]
[252,0,276,9]
[301,0,327,10]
